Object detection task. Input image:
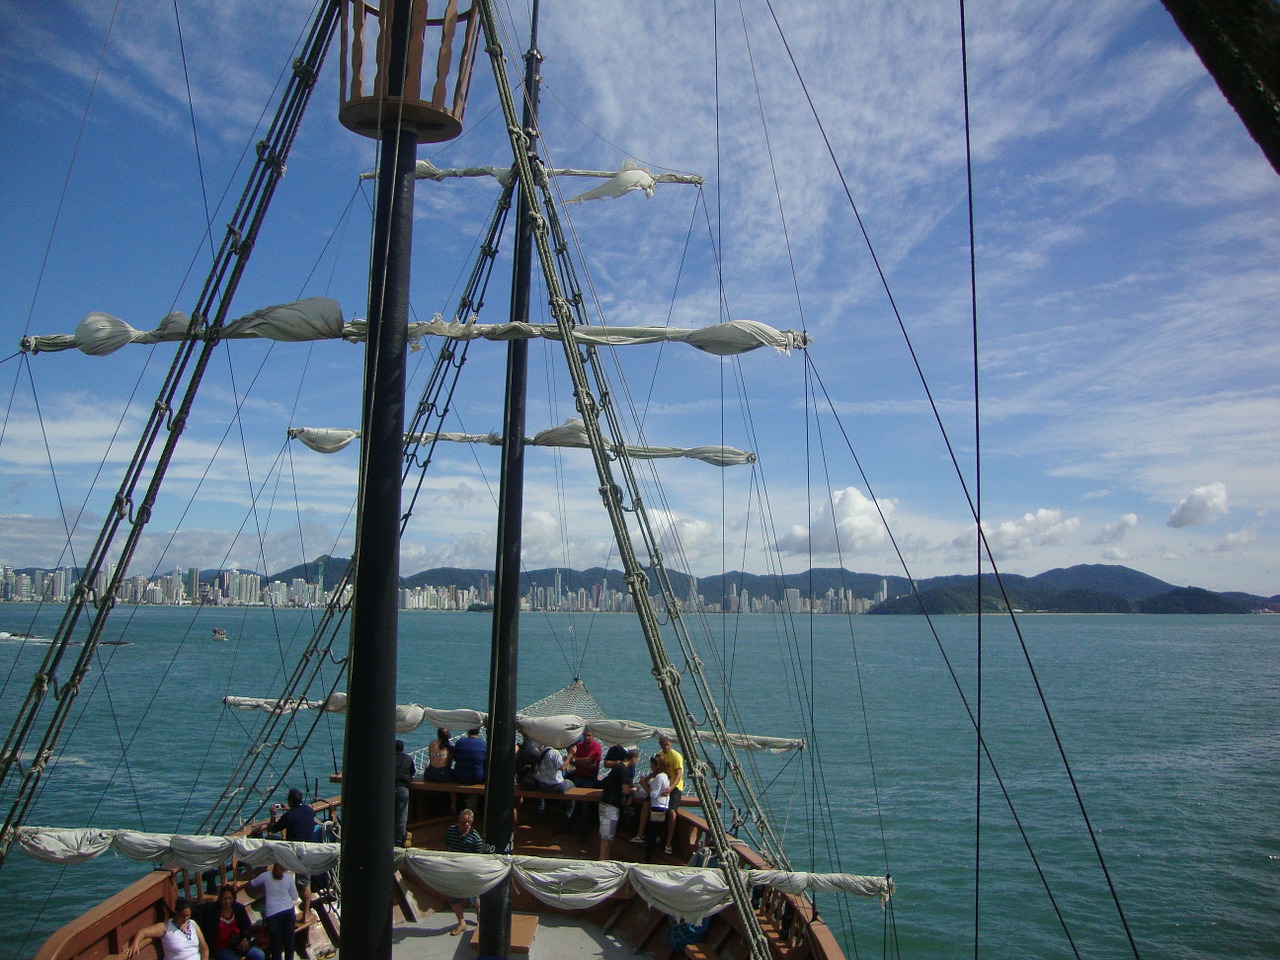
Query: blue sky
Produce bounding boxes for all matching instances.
[1,0,1277,596]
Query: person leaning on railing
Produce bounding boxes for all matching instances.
[125,897,209,960]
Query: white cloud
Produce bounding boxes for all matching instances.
[1211,526,1256,554]
[775,487,894,557]
[1167,482,1228,528]
[972,508,1081,561]
[1092,512,1137,545]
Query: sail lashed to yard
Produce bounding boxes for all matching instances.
[20,298,810,357]
[288,418,757,465]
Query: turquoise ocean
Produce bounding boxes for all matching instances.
[0,606,1276,959]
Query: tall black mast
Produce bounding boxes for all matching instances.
[480,2,542,956]
[335,2,482,957]
[339,0,417,951]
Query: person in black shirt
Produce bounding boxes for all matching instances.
[597,747,637,860]
[394,739,415,846]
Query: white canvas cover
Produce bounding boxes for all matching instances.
[14,828,893,918]
[221,696,802,752]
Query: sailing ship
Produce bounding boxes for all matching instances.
[1,1,1276,959]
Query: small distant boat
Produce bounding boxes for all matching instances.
[210,628,227,641]
[101,640,129,646]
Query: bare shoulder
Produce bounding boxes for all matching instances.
[137,920,168,940]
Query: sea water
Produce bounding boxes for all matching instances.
[0,606,1275,959]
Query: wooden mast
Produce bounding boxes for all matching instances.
[479,3,542,956]
[337,2,480,956]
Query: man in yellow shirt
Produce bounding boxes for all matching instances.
[657,736,684,855]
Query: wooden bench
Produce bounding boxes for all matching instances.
[415,780,600,801]
[342,774,703,809]
[414,779,703,806]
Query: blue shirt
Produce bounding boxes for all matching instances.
[451,735,487,785]
[274,803,316,842]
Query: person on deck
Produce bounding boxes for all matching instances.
[597,747,638,860]
[656,736,685,855]
[126,898,208,960]
[603,740,639,834]
[196,885,265,960]
[532,741,576,821]
[423,727,454,815]
[394,739,415,846]
[267,788,316,916]
[248,863,306,960]
[443,808,485,936]
[566,727,603,839]
[450,728,487,786]
[424,728,453,782]
[515,730,542,783]
[269,788,316,842]
[639,756,671,862]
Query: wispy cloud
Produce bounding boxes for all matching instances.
[1092,513,1138,545]
[1211,526,1256,554]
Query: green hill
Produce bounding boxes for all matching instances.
[1137,587,1254,614]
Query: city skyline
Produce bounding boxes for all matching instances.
[0,562,892,616]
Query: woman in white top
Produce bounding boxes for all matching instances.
[249,863,303,960]
[126,897,208,960]
[641,756,671,861]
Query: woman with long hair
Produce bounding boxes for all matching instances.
[196,886,265,960]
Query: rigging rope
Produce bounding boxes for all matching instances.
[958,3,987,956]
[473,6,823,956]
[170,0,216,262]
[751,1,1144,955]
[204,168,517,834]
[0,0,342,871]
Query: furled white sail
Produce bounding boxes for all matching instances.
[391,158,703,193]
[18,298,345,356]
[13,829,893,917]
[287,418,757,466]
[220,697,803,752]
[22,302,809,358]
[399,317,809,355]
[564,162,657,203]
